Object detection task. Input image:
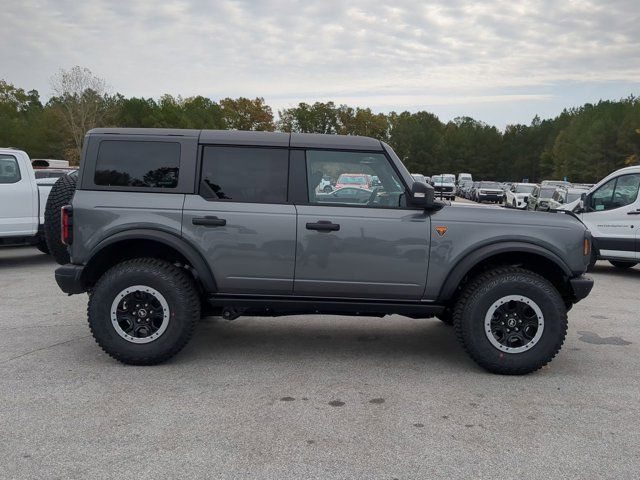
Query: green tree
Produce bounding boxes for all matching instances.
[220,97,274,131]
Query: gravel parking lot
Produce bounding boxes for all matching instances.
[1,246,638,479]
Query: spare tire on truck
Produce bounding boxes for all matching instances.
[44,172,77,265]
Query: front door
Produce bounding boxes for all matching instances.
[581,172,640,260]
[294,149,430,300]
[182,146,297,294]
[0,153,35,236]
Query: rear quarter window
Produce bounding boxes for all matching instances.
[94,141,180,188]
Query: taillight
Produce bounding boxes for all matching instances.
[61,205,73,246]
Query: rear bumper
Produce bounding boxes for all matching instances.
[569,275,594,302]
[55,264,86,294]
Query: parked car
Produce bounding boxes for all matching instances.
[0,148,55,252]
[54,128,593,375]
[431,174,456,200]
[541,180,572,188]
[559,166,640,269]
[547,186,589,210]
[316,186,373,204]
[335,173,373,190]
[527,185,557,211]
[457,172,472,184]
[474,181,504,203]
[411,173,428,184]
[504,183,537,209]
[457,179,473,197]
[316,175,334,193]
[467,181,480,200]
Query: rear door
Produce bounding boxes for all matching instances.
[294,149,430,300]
[581,173,640,260]
[182,145,297,294]
[0,152,36,236]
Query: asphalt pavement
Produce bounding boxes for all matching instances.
[1,246,638,479]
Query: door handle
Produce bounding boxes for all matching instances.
[306,220,340,232]
[193,216,227,226]
[627,210,640,215]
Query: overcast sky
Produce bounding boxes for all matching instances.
[2,0,639,128]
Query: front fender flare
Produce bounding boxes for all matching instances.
[437,241,572,302]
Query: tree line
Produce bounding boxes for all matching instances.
[1,66,638,183]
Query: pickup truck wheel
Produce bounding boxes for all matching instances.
[88,258,200,365]
[44,173,77,265]
[453,267,567,375]
[609,260,637,269]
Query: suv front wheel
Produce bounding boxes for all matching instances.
[453,267,567,375]
[88,258,200,365]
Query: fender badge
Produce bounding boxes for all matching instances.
[435,226,448,236]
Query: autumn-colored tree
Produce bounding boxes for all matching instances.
[220,97,274,131]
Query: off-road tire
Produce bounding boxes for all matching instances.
[436,308,453,325]
[35,233,49,254]
[44,173,77,264]
[609,260,637,269]
[88,258,200,365]
[453,267,567,375]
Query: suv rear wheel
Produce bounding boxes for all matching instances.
[88,258,200,365]
[453,267,567,375]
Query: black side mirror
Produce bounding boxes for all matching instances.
[524,196,529,202]
[411,180,434,208]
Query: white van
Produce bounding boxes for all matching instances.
[561,166,640,268]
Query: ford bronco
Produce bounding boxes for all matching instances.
[55,128,594,374]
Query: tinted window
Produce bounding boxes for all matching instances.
[0,155,21,184]
[95,141,180,188]
[200,147,288,203]
[307,150,406,208]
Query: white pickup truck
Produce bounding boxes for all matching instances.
[0,148,59,252]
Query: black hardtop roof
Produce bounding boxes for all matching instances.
[87,128,383,151]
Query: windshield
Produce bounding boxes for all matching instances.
[480,182,501,189]
[432,175,454,184]
[515,184,535,194]
[540,187,556,197]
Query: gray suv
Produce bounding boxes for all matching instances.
[55,128,593,374]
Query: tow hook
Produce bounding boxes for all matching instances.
[221,307,245,321]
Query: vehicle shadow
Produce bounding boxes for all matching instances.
[0,248,56,269]
[591,262,640,278]
[180,316,476,372]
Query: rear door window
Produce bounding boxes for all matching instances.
[94,141,180,188]
[200,147,289,203]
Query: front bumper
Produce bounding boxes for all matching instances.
[569,275,594,302]
[55,264,86,294]
[479,194,503,201]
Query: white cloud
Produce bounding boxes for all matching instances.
[1,0,638,126]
